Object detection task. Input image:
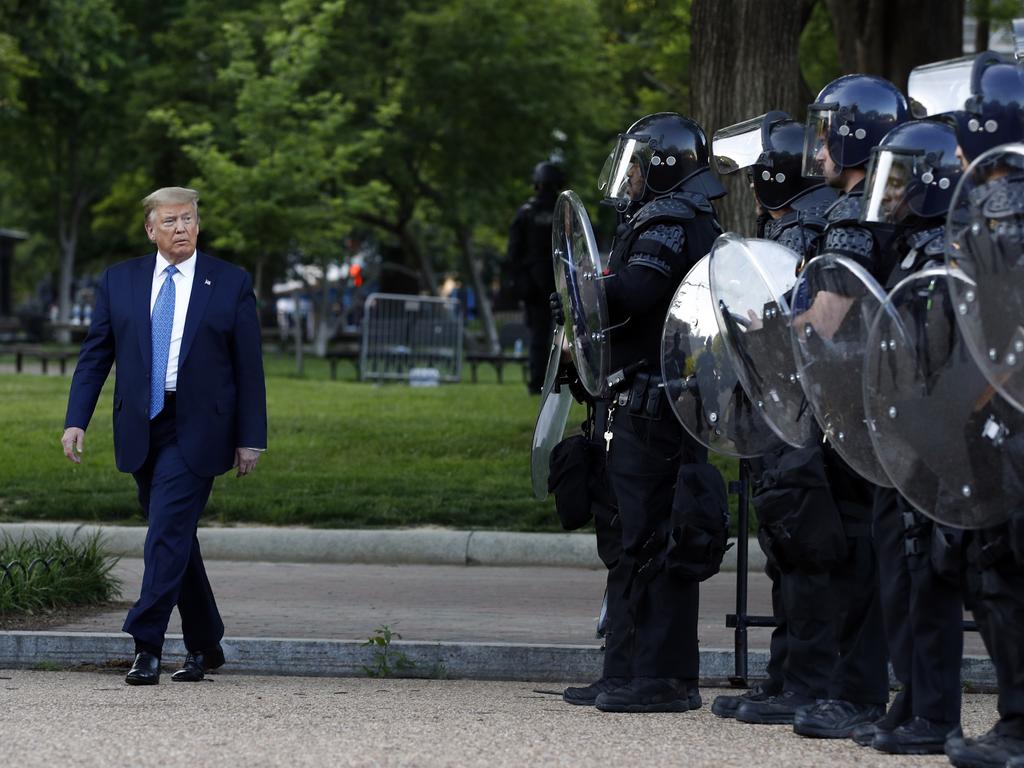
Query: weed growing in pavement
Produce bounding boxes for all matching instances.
[362,624,414,678]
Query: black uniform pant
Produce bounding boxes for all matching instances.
[827,520,889,706]
[873,487,963,726]
[524,301,552,394]
[765,559,834,698]
[966,528,1024,738]
[589,403,630,679]
[605,407,700,680]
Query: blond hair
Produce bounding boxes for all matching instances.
[142,187,199,224]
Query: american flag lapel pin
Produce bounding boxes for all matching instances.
[205,279,212,286]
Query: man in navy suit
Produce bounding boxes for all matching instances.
[61,186,267,685]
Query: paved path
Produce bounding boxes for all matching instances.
[48,558,988,656]
[0,670,1001,768]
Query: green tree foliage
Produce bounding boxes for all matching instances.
[0,0,131,326]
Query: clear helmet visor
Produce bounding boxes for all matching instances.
[802,107,833,179]
[862,149,921,223]
[712,115,767,174]
[597,135,654,203]
[908,56,976,117]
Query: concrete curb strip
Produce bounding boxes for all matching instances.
[0,523,765,571]
[0,631,996,687]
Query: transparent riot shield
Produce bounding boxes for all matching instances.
[531,325,574,501]
[945,144,1024,413]
[552,190,610,399]
[790,255,893,487]
[662,254,782,458]
[864,267,1023,528]
[709,234,813,447]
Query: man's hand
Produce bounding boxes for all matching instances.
[61,428,86,464]
[234,447,261,477]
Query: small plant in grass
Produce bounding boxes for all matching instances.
[0,533,121,617]
[362,624,414,678]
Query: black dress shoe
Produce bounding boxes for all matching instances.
[872,716,956,755]
[793,699,886,739]
[735,690,816,725]
[125,652,161,686]
[594,677,700,713]
[562,676,628,706]
[711,682,778,719]
[945,729,1024,768]
[171,644,226,682]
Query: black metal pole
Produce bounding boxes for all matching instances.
[731,458,750,686]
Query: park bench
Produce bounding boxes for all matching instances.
[325,344,361,380]
[464,323,530,384]
[9,345,78,374]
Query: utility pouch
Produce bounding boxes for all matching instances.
[645,382,664,419]
[752,443,847,574]
[667,463,731,582]
[628,373,650,415]
[548,435,595,531]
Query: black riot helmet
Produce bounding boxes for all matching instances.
[532,161,566,193]
[599,112,725,210]
[908,52,1024,163]
[861,119,962,224]
[803,75,910,178]
[713,111,829,210]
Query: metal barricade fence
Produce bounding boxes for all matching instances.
[359,293,463,382]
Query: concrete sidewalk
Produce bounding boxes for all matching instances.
[0,557,992,684]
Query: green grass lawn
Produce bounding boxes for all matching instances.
[0,351,742,531]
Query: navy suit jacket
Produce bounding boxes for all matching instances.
[65,251,267,478]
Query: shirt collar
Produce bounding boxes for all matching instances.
[155,250,197,280]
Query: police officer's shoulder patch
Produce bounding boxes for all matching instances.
[824,192,864,224]
[776,224,818,257]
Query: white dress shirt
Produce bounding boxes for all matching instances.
[150,250,196,392]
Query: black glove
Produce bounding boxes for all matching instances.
[550,291,564,326]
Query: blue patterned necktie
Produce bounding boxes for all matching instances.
[150,265,179,419]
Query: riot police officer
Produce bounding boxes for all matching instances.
[559,112,725,712]
[856,118,967,755]
[507,161,565,394]
[709,111,839,724]
[909,50,1024,768]
[790,73,911,739]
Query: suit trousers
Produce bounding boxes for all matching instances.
[122,397,223,652]
[967,528,1024,738]
[606,409,699,680]
[873,487,963,726]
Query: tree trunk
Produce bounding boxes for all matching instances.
[457,227,499,353]
[691,0,813,236]
[975,0,991,52]
[398,222,439,295]
[825,0,964,89]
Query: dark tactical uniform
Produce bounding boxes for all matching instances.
[806,183,891,713]
[870,224,965,739]
[949,174,1024,765]
[749,184,839,709]
[600,189,720,686]
[507,190,558,393]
